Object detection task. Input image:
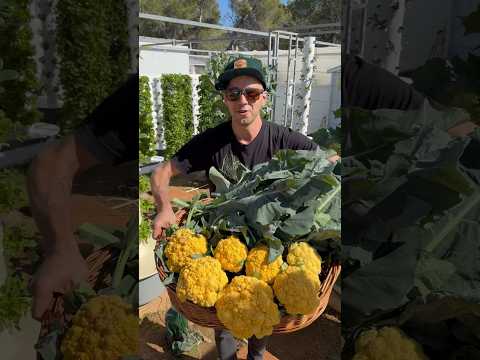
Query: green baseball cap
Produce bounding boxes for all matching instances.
[215,56,268,91]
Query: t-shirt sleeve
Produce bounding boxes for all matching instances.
[171,131,215,174]
[74,74,138,165]
[343,54,425,110]
[279,126,319,151]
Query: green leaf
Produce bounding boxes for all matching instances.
[155,241,170,273]
[343,239,420,317]
[77,223,121,248]
[265,237,284,263]
[163,272,175,286]
[0,69,18,82]
[414,254,456,298]
[278,206,316,238]
[209,166,231,193]
[462,4,480,34]
[35,329,61,360]
[165,308,203,355]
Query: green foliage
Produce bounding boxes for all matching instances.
[287,0,341,42]
[230,0,291,50]
[461,4,480,35]
[165,308,203,355]
[197,54,232,133]
[139,195,155,244]
[342,103,480,322]
[310,126,342,155]
[2,224,37,263]
[0,168,28,212]
[139,76,156,164]
[0,110,13,144]
[56,0,130,131]
[0,275,31,331]
[139,175,151,193]
[161,74,193,159]
[0,1,41,125]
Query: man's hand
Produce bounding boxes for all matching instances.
[152,207,177,239]
[328,154,341,163]
[30,246,88,320]
[448,121,478,138]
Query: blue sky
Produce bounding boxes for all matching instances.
[217,0,290,26]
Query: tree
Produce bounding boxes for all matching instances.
[287,0,341,43]
[140,0,223,48]
[229,0,291,50]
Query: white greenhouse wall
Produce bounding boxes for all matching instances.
[139,41,190,77]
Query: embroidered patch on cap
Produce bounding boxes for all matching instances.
[233,59,247,69]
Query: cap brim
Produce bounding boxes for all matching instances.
[215,68,267,91]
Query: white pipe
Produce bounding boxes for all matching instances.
[125,0,139,74]
[150,77,165,151]
[293,37,315,135]
[190,74,200,135]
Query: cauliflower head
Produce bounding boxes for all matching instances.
[61,295,138,360]
[273,266,320,315]
[287,241,322,274]
[164,228,208,272]
[214,235,248,272]
[245,245,283,284]
[353,326,429,360]
[215,275,281,339]
[176,256,228,307]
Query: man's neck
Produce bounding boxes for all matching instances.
[232,117,263,145]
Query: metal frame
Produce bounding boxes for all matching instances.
[140,13,340,47]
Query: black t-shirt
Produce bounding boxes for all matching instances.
[172,120,318,175]
[343,54,425,110]
[74,74,139,165]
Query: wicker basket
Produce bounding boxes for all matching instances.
[156,206,341,334]
[38,246,117,359]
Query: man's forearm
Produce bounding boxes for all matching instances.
[150,163,173,211]
[27,140,79,254]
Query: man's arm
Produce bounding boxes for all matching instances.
[27,135,99,319]
[150,160,183,239]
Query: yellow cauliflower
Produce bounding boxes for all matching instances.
[176,256,228,307]
[273,266,320,315]
[164,228,208,272]
[214,235,248,272]
[353,326,429,360]
[245,245,283,284]
[61,295,138,360]
[287,242,322,274]
[215,276,281,339]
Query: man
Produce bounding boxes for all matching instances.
[27,75,138,320]
[151,56,339,360]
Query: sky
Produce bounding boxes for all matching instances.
[217,0,290,26]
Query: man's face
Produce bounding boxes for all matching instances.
[223,76,267,127]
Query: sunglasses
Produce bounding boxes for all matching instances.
[224,87,265,101]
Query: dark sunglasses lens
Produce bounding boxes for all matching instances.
[245,88,262,100]
[226,89,241,101]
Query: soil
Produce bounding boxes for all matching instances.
[139,292,341,360]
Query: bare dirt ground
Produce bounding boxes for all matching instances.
[139,292,341,360]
